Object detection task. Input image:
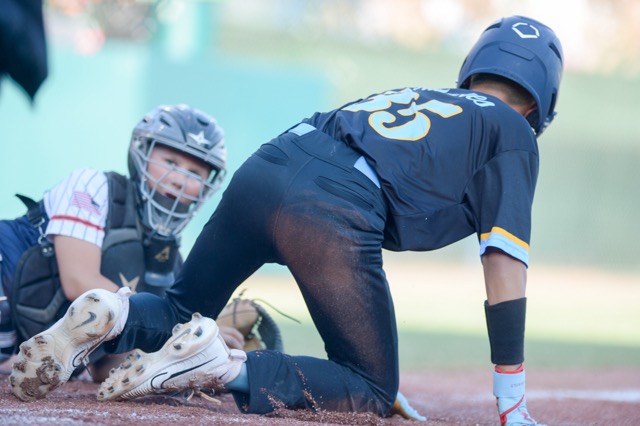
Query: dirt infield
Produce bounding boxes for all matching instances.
[1,262,638,425]
[1,366,639,425]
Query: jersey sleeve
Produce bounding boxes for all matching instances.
[43,169,110,247]
[465,149,539,267]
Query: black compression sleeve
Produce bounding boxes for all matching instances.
[484,297,526,365]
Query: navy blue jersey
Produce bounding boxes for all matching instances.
[306,87,538,266]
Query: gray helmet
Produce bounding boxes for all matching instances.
[128,104,226,236]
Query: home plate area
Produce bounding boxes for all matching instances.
[1,368,639,425]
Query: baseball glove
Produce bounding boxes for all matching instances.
[217,296,291,352]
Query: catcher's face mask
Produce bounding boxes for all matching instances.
[128,104,227,237]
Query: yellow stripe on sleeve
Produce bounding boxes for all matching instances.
[480,227,530,251]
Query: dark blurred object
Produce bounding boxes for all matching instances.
[0,0,48,101]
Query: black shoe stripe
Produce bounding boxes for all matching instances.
[71,325,115,368]
[152,356,220,390]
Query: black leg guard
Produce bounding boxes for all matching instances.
[484,297,526,365]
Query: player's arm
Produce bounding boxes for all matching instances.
[481,246,527,373]
[53,235,119,301]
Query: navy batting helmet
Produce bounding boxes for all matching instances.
[457,16,564,136]
[128,104,226,236]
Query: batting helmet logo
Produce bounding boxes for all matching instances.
[511,22,540,39]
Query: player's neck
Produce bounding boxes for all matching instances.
[473,84,536,118]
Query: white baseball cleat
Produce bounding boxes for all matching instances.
[494,366,546,426]
[10,288,130,401]
[97,312,247,401]
[497,395,546,426]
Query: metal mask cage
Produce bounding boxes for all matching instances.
[130,137,225,236]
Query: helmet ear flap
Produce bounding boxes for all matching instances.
[539,90,558,134]
[526,110,539,132]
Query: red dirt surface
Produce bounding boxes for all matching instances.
[2,264,638,425]
[2,365,639,425]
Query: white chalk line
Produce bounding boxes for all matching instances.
[449,388,640,403]
[528,388,640,403]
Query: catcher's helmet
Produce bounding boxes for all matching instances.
[128,104,226,236]
[457,15,564,136]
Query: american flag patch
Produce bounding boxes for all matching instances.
[71,191,101,215]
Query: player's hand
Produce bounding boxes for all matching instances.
[218,325,245,350]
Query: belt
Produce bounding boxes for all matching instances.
[288,123,381,188]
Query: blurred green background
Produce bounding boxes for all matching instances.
[1,1,638,370]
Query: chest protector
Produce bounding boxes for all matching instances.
[11,172,182,344]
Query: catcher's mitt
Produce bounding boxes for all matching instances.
[216,297,288,352]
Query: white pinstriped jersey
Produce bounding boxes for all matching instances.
[43,168,110,247]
